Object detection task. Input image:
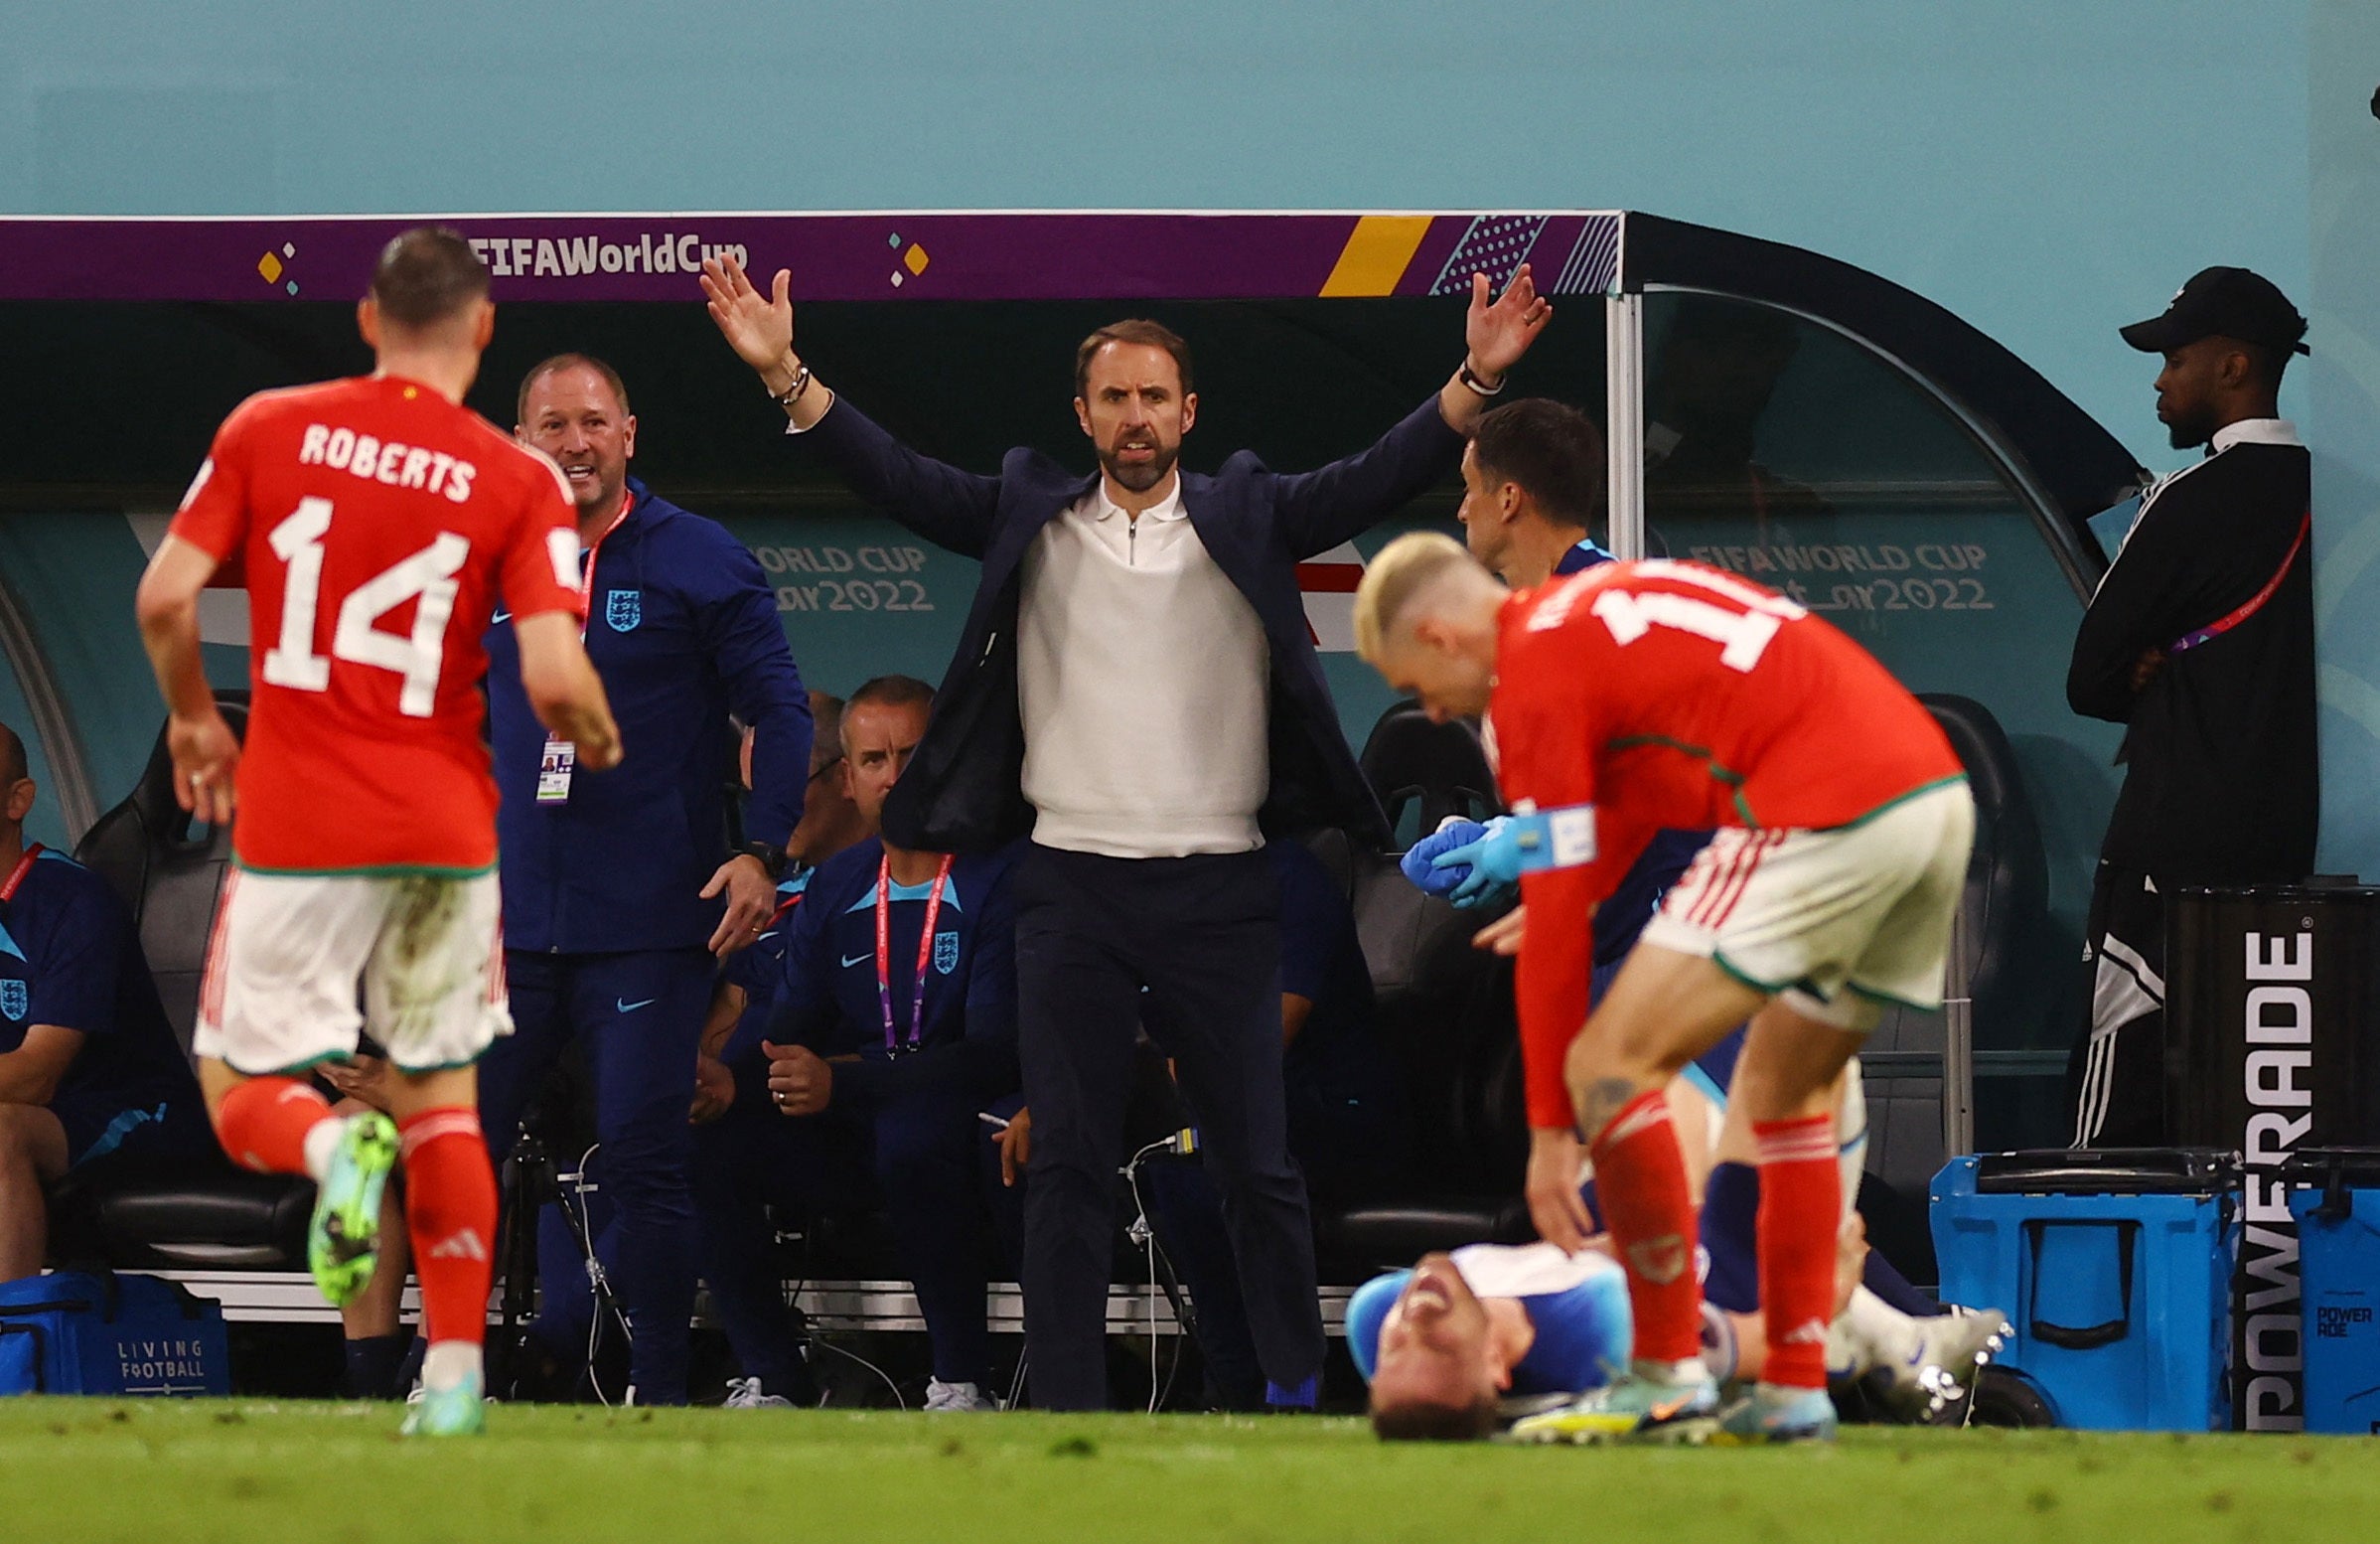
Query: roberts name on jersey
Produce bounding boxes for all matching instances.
[293,421,479,503]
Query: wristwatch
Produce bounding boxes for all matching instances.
[737,841,789,880]
[1458,360,1508,396]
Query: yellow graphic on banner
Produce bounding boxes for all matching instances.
[1319,216,1433,297]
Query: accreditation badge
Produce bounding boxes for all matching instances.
[536,736,577,805]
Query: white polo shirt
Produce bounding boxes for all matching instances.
[1016,475,1271,857]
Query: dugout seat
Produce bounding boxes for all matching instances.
[47,695,314,1272]
[1356,701,1503,852]
[1303,826,1532,1282]
[1856,694,2049,1273]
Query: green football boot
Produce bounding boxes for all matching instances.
[1714,1382,1841,1445]
[1505,1365,1721,1446]
[400,1369,489,1438]
[308,1110,399,1308]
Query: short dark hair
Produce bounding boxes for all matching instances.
[844,675,936,719]
[369,227,490,330]
[517,353,633,425]
[1369,1391,1498,1443]
[2236,339,2293,394]
[1469,398,1607,530]
[1075,319,1194,399]
[0,720,25,786]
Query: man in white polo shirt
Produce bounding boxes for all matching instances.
[700,251,1551,1409]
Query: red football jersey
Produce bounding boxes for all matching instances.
[169,375,583,873]
[1489,558,1964,1128]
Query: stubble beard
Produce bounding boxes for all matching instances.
[1101,440,1179,494]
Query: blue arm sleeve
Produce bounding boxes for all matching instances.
[25,877,120,1037]
[1267,396,1465,559]
[1269,843,1340,1004]
[690,529,813,850]
[801,398,1003,561]
[723,887,836,1070]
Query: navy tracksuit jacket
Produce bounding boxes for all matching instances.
[478,476,811,1404]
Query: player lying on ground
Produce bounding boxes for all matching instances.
[1355,534,1974,1445]
[134,228,620,1437]
[1349,1088,2001,1441]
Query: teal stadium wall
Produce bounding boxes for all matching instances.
[0,0,2336,880]
[2310,1,2380,881]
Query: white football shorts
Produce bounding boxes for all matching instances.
[1639,779,1974,1033]
[193,867,512,1075]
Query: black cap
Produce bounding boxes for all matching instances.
[2121,266,2308,357]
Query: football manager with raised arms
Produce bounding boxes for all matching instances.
[476,352,813,1408]
[701,249,1551,1410]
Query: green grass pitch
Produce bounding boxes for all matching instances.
[3,1398,2377,1543]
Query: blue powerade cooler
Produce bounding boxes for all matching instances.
[1932,1150,2235,1431]
[2287,1149,2380,1435]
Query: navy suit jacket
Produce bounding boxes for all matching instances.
[799,395,1465,853]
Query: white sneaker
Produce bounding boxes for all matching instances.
[722,1376,794,1410]
[923,1379,994,1412]
[1877,1308,2009,1423]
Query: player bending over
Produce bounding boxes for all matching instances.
[135,228,619,1436]
[1354,534,1972,1445]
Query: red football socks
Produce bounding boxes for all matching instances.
[398,1107,499,1350]
[1754,1114,1840,1390]
[1586,1090,1704,1365]
[213,1076,335,1175]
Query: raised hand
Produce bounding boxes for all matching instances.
[699,252,796,375]
[1466,263,1554,382]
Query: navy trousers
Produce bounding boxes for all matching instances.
[1013,844,1323,1411]
[692,1074,1014,1391]
[478,947,712,1405]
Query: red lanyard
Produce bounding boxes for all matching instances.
[0,845,41,905]
[575,491,634,639]
[2169,510,2310,655]
[875,851,954,1055]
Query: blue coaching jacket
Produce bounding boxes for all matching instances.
[485,478,812,954]
[797,396,1465,853]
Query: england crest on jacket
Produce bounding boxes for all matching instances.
[606,588,642,631]
[0,977,25,1022]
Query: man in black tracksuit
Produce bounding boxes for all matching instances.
[2067,267,2316,1147]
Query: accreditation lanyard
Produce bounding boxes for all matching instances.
[0,844,42,905]
[537,493,634,806]
[875,852,954,1056]
[574,491,636,641]
[2167,510,2310,655]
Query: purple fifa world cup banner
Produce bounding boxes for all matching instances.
[0,211,1623,304]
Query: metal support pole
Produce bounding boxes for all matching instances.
[1604,291,1646,561]
[1941,903,1977,1158]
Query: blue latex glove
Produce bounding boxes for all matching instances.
[1401,819,1490,896]
[1431,817,1522,910]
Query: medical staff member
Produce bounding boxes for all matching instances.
[479,353,812,1407]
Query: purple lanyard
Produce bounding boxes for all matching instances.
[875,852,953,1054]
